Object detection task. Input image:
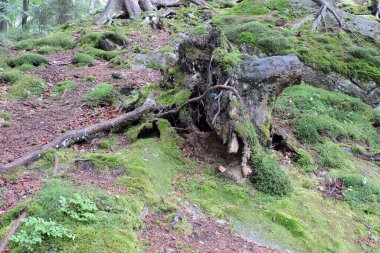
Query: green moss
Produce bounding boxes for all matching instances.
[77,32,102,48]
[340,174,380,212]
[72,53,94,66]
[101,32,128,46]
[226,0,269,16]
[2,121,11,127]
[81,83,120,108]
[10,180,144,253]
[257,36,293,56]
[274,83,379,148]
[0,111,11,119]
[9,76,47,99]
[81,153,125,170]
[98,139,117,150]
[6,53,48,68]
[316,141,350,170]
[213,47,241,73]
[267,0,290,12]
[0,69,24,85]
[84,76,96,83]
[16,63,35,72]
[12,39,36,50]
[294,149,315,173]
[85,47,118,61]
[251,150,293,196]
[38,46,64,55]
[34,32,75,50]
[52,81,77,96]
[267,211,305,237]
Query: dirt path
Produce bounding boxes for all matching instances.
[0,50,161,163]
[140,209,280,253]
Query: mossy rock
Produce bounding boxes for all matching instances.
[52,81,77,96]
[81,83,120,108]
[6,53,48,68]
[72,53,94,66]
[98,32,128,51]
[34,32,75,50]
[37,46,64,55]
[0,70,25,85]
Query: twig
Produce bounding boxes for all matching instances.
[0,211,27,252]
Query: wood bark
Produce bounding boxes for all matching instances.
[0,98,156,171]
[0,0,8,32]
[311,0,344,31]
[96,0,206,24]
[89,0,97,14]
[22,0,29,27]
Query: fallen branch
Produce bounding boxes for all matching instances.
[0,98,156,171]
[0,211,27,252]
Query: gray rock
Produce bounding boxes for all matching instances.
[132,52,177,69]
[302,66,380,107]
[112,71,127,80]
[233,54,303,128]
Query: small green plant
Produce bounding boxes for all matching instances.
[59,194,98,222]
[34,32,75,50]
[52,81,77,96]
[37,46,63,55]
[77,32,102,48]
[12,39,36,50]
[340,174,380,211]
[11,217,75,252]
[0,69,25,84]
[7,53,48,68]
[16,63,35,72]
[9,76,46,99]
[2,121,11,127]
[81,83,120,108]
[85,47,118,61]
[71,53,94,66]
[317,141,348,169]
[0,112,11,119]
[98,139,117,150]
[294,149,315,173]
[250,150,292,196]
[85,75,96,83]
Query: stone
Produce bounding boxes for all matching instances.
[112,71,127,80]
[228,133,239,153]
[302,66,380,107]
[233,54,303,128]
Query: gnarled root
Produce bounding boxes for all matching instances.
[311,0,344,31]
[241,141,252,178]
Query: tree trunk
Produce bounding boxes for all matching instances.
[96,0,206,24]
[0,0,8,32]
[89,0,96,14]
[22,0,29,27]
[57,0,72,24]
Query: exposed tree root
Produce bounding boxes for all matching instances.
[157,84,243,118]
[0,211,28,252]
[0,98,156,171]
[311,0,344,31]
[95,0,208,24]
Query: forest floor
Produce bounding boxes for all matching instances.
[0,1,379,252]
[0,26,283,252]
